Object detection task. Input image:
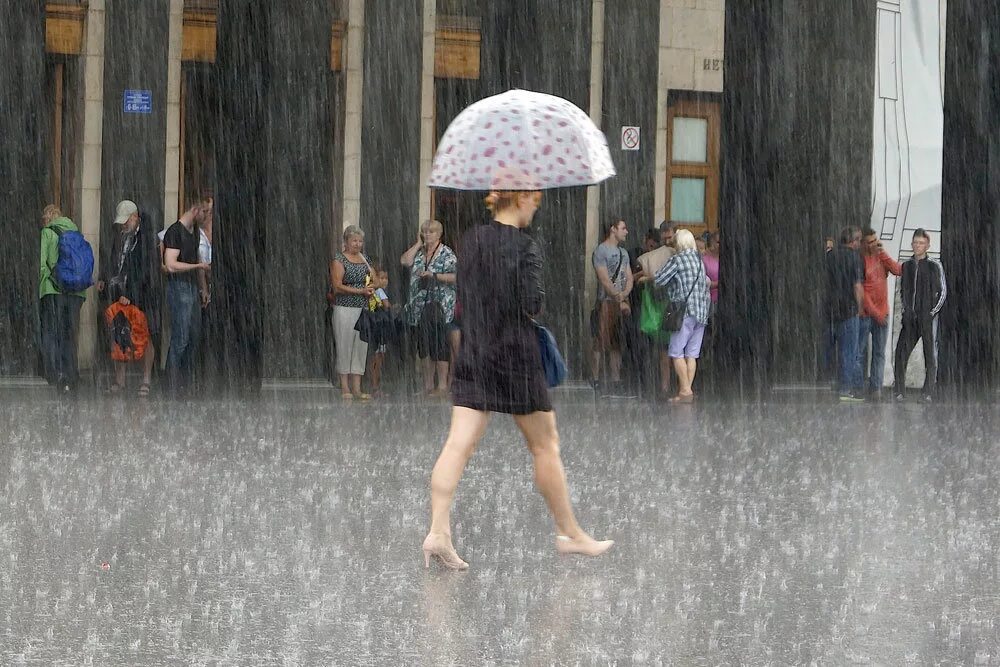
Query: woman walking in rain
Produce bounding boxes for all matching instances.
[421,189,614,569]
[422,89,618,570]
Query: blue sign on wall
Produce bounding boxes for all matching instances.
[123,90,153,114]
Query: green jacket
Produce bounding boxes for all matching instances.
[39,217,88,300]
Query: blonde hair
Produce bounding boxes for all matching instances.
[42,204,62,225]
[343,224,365,243]
[673,229,697,251]
[484,191,542,214]
[420,219,443,236]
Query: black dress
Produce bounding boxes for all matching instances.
[451,221,552,414]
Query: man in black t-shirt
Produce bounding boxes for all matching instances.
[163,197,211,394]
[825,226,864,401]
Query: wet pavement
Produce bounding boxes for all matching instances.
[1,391,998,664]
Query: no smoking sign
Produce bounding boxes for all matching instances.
[621,126,640,151]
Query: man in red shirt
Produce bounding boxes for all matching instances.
[859,228,902,399]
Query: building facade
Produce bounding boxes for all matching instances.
[2,0,997,392]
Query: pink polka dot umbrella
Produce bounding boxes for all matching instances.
[429,89,616,191]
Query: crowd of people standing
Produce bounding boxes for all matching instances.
[825,225,946,402]
[37,195,214,398]
[44,198,949,405]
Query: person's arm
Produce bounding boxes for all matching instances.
[880,251,903,277]
[853,255,864,314]
[931,260,947,316]
[164,247,207,274]
[653,258,677,288]
[198,268,210,307]
[595,264,617,298]
[519,239,544,317]
[621,264,634,299]
[400,238,421,268]
[39,228,56,288]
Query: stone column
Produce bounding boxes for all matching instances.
[214,0,334,384]
[584,0,605,313]
[93,0,169,377]
[214,0,267,386]
[341,0,365,230]
[0,0,46,375]
[163,0,184,229]
[416,0,436,232]
[598,0,660,234]
[359,0,423,283]
[940,0,1000,391]
[70,0,108,370]
[480,0,593,372]
[262,2,335,379]
[718,0,876,391]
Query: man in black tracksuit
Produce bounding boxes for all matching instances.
[893,229,947,401]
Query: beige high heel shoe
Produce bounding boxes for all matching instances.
[422,534,469,570]
[555,534,615,557]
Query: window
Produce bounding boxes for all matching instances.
[665,96,721,234]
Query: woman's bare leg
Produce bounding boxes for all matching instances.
[142,343,156,385]
[429,407,490,534]
[422,357,435,393]
[685,358,697,392]
[659,350,672,395]
[673,357,691,396]
[339,373,351,395]
[435,361,450,391]
[512,411,613,556]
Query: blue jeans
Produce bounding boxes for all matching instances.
[833,316,861,395]
[166,280,201,390]
[858,316,888,392]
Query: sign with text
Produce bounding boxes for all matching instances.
[621,126,640,151]
[123,89,152,114]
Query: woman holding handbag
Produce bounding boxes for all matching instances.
[400,220,457,396]
[421,190,613,570]
[653,229,711,403]
[330,225,375,400]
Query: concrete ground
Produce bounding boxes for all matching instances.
[0,390,997,665]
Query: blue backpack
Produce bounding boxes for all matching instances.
[49,226,95,292]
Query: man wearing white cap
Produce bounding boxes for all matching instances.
[97,200,160,396]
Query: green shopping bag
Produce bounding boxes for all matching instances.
[639,286,671,343]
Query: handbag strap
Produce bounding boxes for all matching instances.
[417,245,443,314]
[611,248,624,284]
[592,246,625,307]
[670,255,699,302]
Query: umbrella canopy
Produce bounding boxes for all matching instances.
[429,89,616,191]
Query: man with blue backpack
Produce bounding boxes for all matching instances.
[39,205,94,394]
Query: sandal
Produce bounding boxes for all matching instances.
[138,383,150,398]
[354,392,372,401]
[105,383,124,395]
[341,392,354,400]
[668,393,695,404]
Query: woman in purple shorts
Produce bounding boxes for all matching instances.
[653,229,711,403]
